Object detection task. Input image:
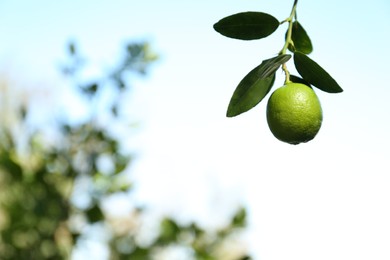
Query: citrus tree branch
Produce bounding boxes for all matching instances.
[279,0,299,84]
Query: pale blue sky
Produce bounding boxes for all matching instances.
[1,1,390,259]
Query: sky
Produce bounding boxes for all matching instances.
[1,0,390,259]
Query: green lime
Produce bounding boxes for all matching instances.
[266,82,323,144]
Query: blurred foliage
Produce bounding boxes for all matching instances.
[0,40,250,259]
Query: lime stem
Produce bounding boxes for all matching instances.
[281,63,290,84]
[279,0,298,84]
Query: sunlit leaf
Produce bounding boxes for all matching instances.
[294,52,343,93]
[227,54,291,117]
[214,12,279,40]
[114,155,129,175]
[189,223,204,237]
[158,218,180,244]
[287,22,313,54]
[232,207,247,227]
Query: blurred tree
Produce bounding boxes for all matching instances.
[0,40,250,260]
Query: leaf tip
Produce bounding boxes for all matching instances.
[226,106,238,118]
[226,113,234,118]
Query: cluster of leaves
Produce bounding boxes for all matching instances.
[213,0,343,117]
[109,208,250,260]
[0,40,250,260]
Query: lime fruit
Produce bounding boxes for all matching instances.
[266,82,323,144]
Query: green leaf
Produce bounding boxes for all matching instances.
[82,83,98,96]
[232,207,247,227]
[287,22,313,54]
[227,54,291,117]
[114,155,129,175]
[129,246,149,260]
[214,12,279,40]
[294,52,343,93]
[86,204,104,223]
[0,153,23,180]
[290,74,311,87]
[158,218,180,244]
[68,41,76,56]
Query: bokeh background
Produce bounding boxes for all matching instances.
[0,0,389,259]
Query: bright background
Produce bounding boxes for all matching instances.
[1,1,390,259]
